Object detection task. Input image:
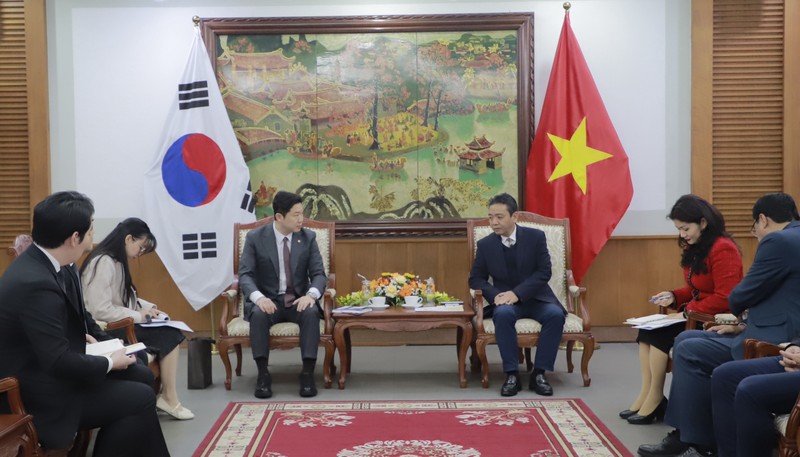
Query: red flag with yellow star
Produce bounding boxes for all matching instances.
[525,11,633,284]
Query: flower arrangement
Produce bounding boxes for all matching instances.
[369,272,423,306]
[335,273,461,308]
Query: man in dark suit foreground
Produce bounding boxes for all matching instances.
[469,193,566,397]
[0,191,169,456]
[639,192,800,457]
[239,190,327,398]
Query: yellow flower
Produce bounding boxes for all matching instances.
[385,285,398,297]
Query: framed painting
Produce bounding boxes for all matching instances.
[200,13,533,236]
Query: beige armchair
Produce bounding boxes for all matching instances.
[467,211,594,388]
[743,338,800,457]
[0,377,93,457]
[0,377,37,457]
[218,217,336,390]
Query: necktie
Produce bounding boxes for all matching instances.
[505,238,515,248]
[283,237,296,308]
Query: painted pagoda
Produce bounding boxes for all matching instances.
[457,135,505,174]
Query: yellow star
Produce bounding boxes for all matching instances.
[546,117,612,194]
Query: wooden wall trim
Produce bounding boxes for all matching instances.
[24,0,50,206]
[785,0,800,197]
[691,0,714,199]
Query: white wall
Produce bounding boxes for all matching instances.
[46,0,691,237]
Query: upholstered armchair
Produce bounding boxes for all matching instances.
[0,377,37,457]
[466,211,594,388]
[218,217,336,390]
[743,338,800,457]
[686,310,738,330]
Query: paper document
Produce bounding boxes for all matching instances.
[86,339,147,357]
[332,306,373,315]
[139,319,193,332]
[414,305,464,312]
[625,313,686,330]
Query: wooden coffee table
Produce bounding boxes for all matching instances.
[332,304,474,389]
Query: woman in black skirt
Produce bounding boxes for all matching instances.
[81,217,193,420]
[621,195,743,425]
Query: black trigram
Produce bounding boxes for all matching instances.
[178,81,209,110]
[241,182,255,213]
[182,232,217,259]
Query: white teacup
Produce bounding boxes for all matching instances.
[404,295,422,306]
[368,296,386,306]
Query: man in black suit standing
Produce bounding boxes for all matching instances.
[0,191,169,456]
[239,190,327,399]
[469,193,566,397]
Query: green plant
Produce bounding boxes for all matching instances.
[336,291,365,307]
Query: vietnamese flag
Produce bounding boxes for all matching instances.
[525,11,633,285]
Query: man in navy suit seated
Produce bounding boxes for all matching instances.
[469,193,566,397]
[708,338,800,457]
[639,192,800,457]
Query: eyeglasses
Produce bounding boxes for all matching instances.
[750,219,758,234]
[133,239,150,256]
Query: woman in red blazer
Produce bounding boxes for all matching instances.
[621,195,743,425]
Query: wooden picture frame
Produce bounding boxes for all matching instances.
[200,13,534,237]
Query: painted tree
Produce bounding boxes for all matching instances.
[337,36,416,150]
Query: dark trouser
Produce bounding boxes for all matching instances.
[712,356,800,457]
[664,330,735,448]
[78,374,169,457]
[492,301,565,373]
[246,298,321,361]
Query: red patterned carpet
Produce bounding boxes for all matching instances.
[194,399,633,457]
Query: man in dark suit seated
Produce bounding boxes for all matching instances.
[0,191,169,456]
[708,340,800,457]
[639,192,800,457]
[468,193,566,397]
[239,190,327,399]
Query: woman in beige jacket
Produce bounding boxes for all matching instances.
[81,217,193,420]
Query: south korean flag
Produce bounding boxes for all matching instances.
[144,27,255,310]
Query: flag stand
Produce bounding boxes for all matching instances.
[209,299,219,355]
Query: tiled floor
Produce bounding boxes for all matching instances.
[153,341,672,456]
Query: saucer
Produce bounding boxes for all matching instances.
[402,303,422,309]
[367,304,390,309]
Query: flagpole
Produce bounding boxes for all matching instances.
[210,298,219,355]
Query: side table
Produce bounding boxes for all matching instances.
[332,304,474,389]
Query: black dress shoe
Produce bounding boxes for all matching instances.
[500,374,522,397]
[619,409,638,419]
[299,373,317,398]
[529,373,553,396]
[628,397,667,425]
[254,372,272,399]
[638,429,690,457]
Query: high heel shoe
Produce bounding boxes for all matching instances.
[618,409,638,419]
[627,397,667,425]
